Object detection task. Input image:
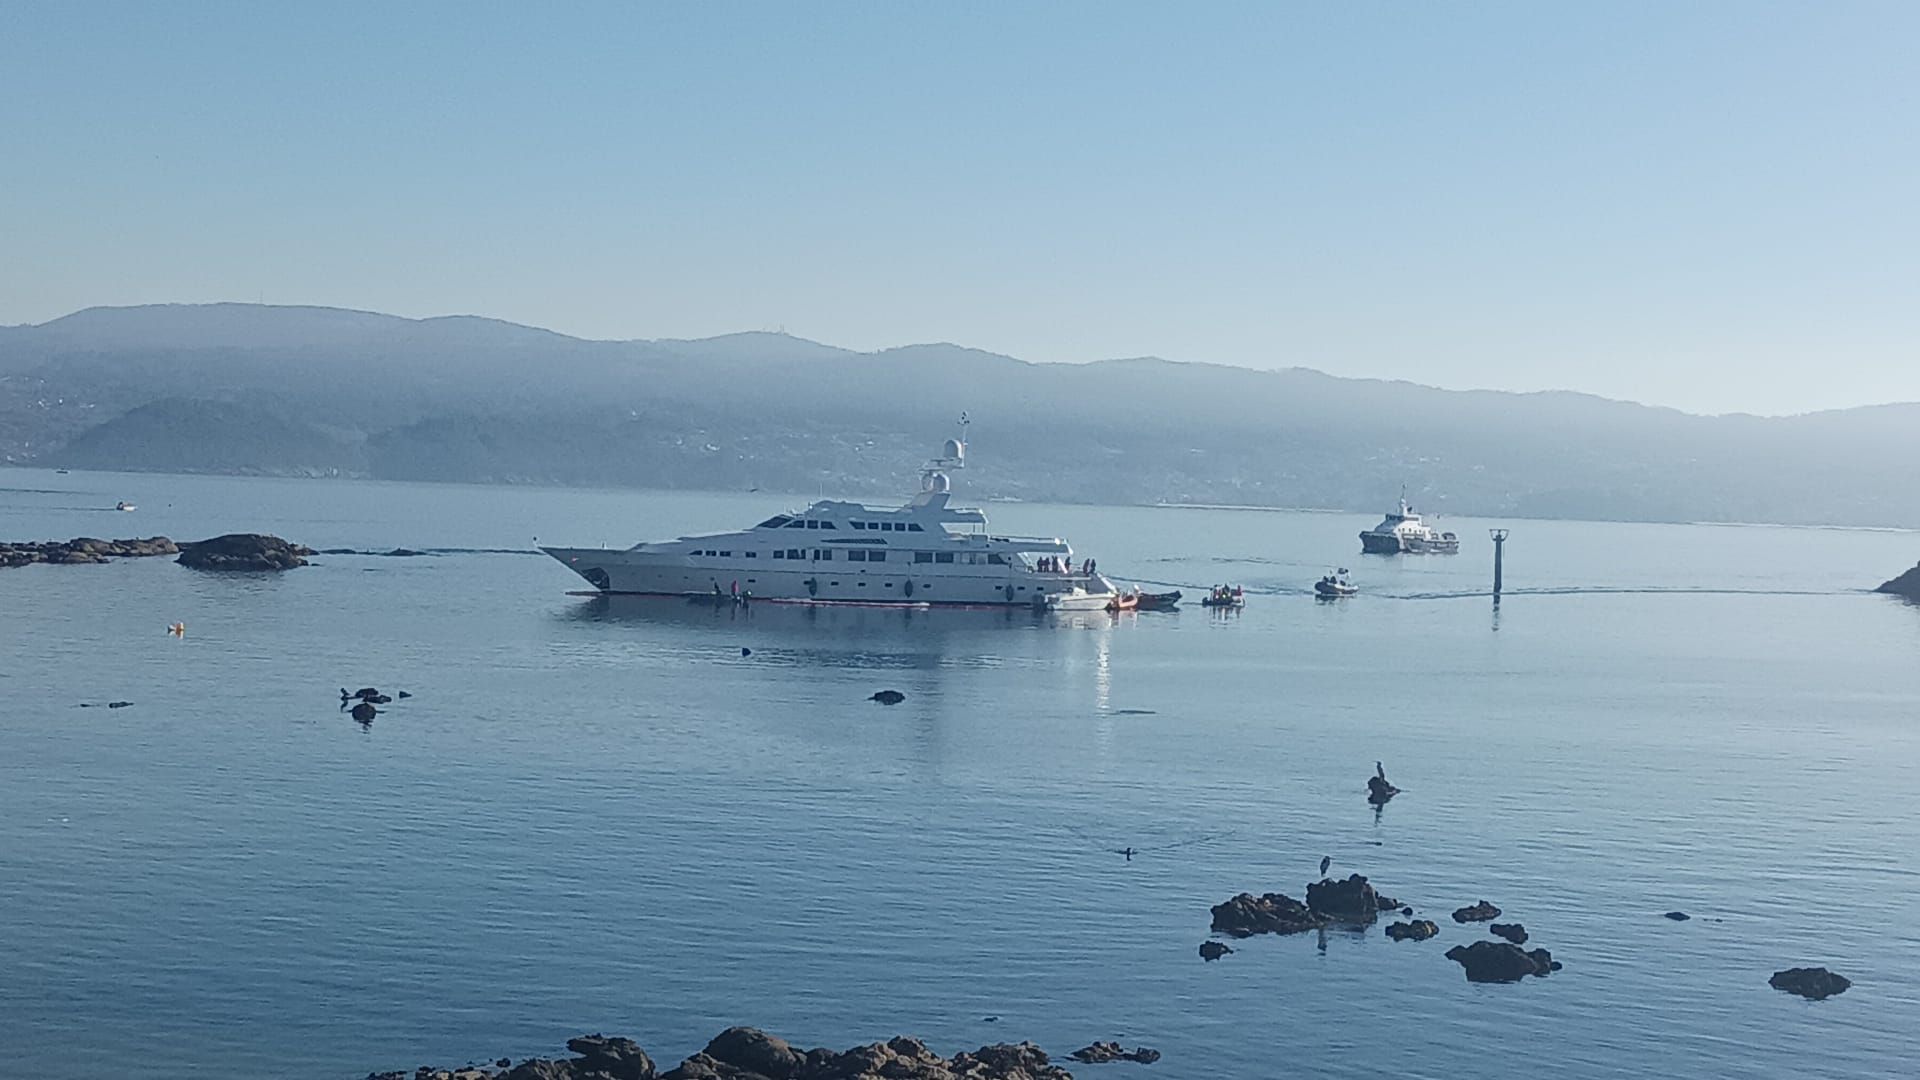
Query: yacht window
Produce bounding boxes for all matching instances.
[785,520,806,528]
[908,524,924,532]
[744,552,756,558]
[814,549,833,561]
[869,551,886,562]
[935,552,954,564]
[805,520,819,529]
[820,521,836,530]
[757,516,790,529]
[846,550,867,562]
[852,521,866,530]
[914,552,933,564]
[773,551,785,559]
[787,548,803,559]
[987,554,1005,565]
[719,551,731,557]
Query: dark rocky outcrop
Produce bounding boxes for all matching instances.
[1366,761,1399,805]
[372,1028,1073,1080]
[1070,1043,1159,1065]
[350,702,377,723]
[1198,941,1232,961]
[1663,911,1691,922]
[1,536,179,567]
[1385,920,1439,942]
[1451,901,1502,923]
[1210,892,1327,937]
[1444,941,1560,983]
[870,690,906,705]
[1489,923,1528,945]
[1305,874,1392,922]
[1875,562,1920,599]
[177,533,312,570]
[1770,967,1851,1000]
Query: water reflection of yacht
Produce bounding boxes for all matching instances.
[1358,496,1459,554]
[544,426,1121,610]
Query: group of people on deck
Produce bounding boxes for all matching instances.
[1035,555,1096,575]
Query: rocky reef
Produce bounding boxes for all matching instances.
[1444,941,1561,983]
[367,1027,1076,1080]
[1451,900,1502,924]
[1385,919,1439,942]
[1770,967,1851,1000]
[1210,892,1326,937]
[176,533,313,570]
[0,536,177,567]
[1875,562,1920,599]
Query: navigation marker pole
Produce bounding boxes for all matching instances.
[1490,528,1509,602]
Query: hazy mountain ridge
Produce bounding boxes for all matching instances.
[3,303,1918,527]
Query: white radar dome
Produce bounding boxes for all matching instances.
[943,438,965,461]
[930,472,952,493]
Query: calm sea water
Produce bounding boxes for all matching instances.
[3,468,1918,1079]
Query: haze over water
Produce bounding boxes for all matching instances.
[4,469,1919,1079]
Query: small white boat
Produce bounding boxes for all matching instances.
[115,501,137,512]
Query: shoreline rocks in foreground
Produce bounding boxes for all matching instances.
[1875,562,1920,599]
[177,533,313,571]
[1,536,178,567]
[367,1026,1076,1080]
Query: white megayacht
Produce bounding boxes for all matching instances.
[543,426,1120,610]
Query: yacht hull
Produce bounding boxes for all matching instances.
[543,546,1108,608]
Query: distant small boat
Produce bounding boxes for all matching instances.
[1135,590,1182,610]
[115,501,137,512]
[1314,569,1357,599]
[1202,585,1246,608]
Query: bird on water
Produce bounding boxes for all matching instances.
[1320,855,1332,876]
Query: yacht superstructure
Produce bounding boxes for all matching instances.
[543,430,1120,610]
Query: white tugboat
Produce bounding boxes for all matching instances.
[1358,494,1459,554]
[543,424,1121,610]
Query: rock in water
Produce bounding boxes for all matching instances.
[1445,941,1560,983]
[1875,562,1920,599]
[1071,1042,1161,1064]
[350,702,377,723]
[1452,900,1502,923]
[562,1035,655,1079]
[1305,874,1386,922]
[1210,892,1328,936]
[1198,940,1233,961]
[1770,967,1851,1000]
[1489,922,1529,944]
[1385,920,1439,942]
[870,690,906,705]
[176,533,312,571]
[1664,911,1691,921]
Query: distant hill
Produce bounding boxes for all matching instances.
[5,302,1919,527]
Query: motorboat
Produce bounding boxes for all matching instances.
[1314,569,1357,598]
[114,501,136,512]
[1201,585,1246,608]
[1135,590,1182,610]
[1359,495,1458,554]
[542,425,1123,609]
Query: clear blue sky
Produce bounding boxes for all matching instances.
[3,2,1915,414]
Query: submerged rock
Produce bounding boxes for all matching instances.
[1198,940,1233,961]
[1071,1042,1160,1065]
[177,533,312,571]
[1489,923,1529,945]
[350,702,377,723]
[1366,760,1400,805]
[0,536,178,567]
[1770,967,1851,1000]
[1452,900,1502,923]
[1445,941,1560,983]
[1664,911,1691,922]
[1210,892,1327,937]
[870,690,906,705]
[1385,920,1439,942]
